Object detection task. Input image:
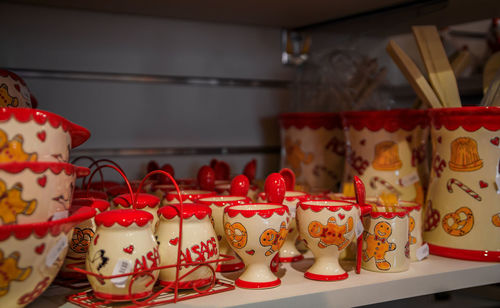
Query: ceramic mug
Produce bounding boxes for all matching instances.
[424,107,500,261]
[361,207,410,273]
[341,109,428,205]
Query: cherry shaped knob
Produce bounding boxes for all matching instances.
[198,165,215,191]
[243,159,256,183]
[279,168,295,191]
[214,161,230,180]
[230,175,249,196]
[265,173,286,204]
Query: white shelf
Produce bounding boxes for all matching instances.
[36,255,500,308]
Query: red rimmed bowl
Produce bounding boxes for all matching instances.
[0,162,89,225]
[0,108,90,163]
[0,206,96,307]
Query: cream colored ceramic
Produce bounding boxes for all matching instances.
[0,162,89,225]
[424,107,500,261]
[113,193,160,233]
[341,110,428,205]
[280,113,345,192]
[0,207,95,307]
[362,207,410,273]
[165,190,215,205]
[398,201,423,262]
[296,200,358,280]
[157,203,219,289]
[223,203,289,289]
[197,196,249,272]
[86,209,159,301]
[0,69,35,108]
[258,191,309,262]
[0,108,90,163]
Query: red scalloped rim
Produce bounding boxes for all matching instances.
[259,191,310,203]
[370,208,408,219]
[113,193,160,209]
[0,162,89,177]
[0,207,96,241]
[166,190,216,202]
[0,107,90,148]
[298,200,355,212]
[429,106,500,132]
[197,196,251,207]
[280,112,342,130]
[71,198,110,212]
[224,203,289,218]
[95,209,153,227]
[341,109,429,132]
[398,202,422,212]
[158,203,212,220]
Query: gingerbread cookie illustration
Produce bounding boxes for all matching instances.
[260,221,288,256]
[0,180,37,225]
[308,216,354,250]
[0,84,19,107]
[449,137,483,172]
[284,136,313,177]
[442,207,474,236]
[372,141,402,171]
[0,130,38,163]
[363,221,396,271]
[492,213,500,227]
[225,222,248,249]
[0,250,32,297]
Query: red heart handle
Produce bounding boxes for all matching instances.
[230,175,249,196]
[265,173,286,204]
[279,168,295,191]
[198,165,215,191]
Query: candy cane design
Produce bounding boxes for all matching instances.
[369,177,401,195]
[446,178,482,202]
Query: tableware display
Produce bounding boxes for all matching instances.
[0,207,95,307]
[113,193,160,232]
[341,109,428,204]
[85,209,159,301]
[280,112,345,192]
[0,69,37,108]
[296,200,359,280]
[0,162,89,225]
[0,108,90,163]
[156,203,219,288]
[424,107,500,261]
[361,207,410,273]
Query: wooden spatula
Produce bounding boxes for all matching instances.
[386,40,443,109]
[412,25,462,107]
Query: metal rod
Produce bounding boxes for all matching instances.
[71,145,281,157]
[6,68,291,89]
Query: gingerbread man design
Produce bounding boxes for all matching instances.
[363,221,396,270]
[260,221,288,256]
[0,250,32,297]
[284,136,313,177]
[308,216,354,250]
[0,84,19,107]
[0,180,37,225]
[0,130,38,163]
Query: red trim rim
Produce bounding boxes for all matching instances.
[158,203,212,220]
[0,162,89,177]
[166,190,216,202]
[217,262,245,272]
[298,200,355,212]
[93,290,152,301]
[279,255,304,263]
[95,209,153,228]
[341,109,429,132]
[428,243,500,262]
[235,278,281,289]
[370,207,409,219]
[159,277,213,289]
[197,196,250,207]
[112,193,160,209]
[429,106,500,132]
[225,203,289,218]
[304,271,348,281]
[280,112,342,130]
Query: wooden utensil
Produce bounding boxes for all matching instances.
[412,25,462,107]
[386,40,443,109]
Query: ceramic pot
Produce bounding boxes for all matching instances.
[258,191,310,262]
[165,190,215,205]
[156,203,218,289]
[86,209,159,301]
[280,113,345,192]
[0,207,95,307]
[0,69,36,108]
[0,162,89,225]
[341,109,428,204]
[197,196,250,272]
[361,207,410,273]
[0,108,90,163]
[223,203,289,289]
[424,107,500,261]
[113,193,160,233]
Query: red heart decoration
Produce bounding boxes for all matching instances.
[123,245,134,254]
[35,243,45,254]
[217,235,222,241]
[437,136,442,144]
[37,175,47,187]
[338,213,345,220]
[490,137,499,146]
[169,237,179,246]
[360,139,366,146]
[479,181,488,188]
[245,249,255,255]
[37,131,46,142]
[93,234,99,245]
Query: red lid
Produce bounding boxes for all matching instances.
[298,200,355,212]
[158,203,212,220]
[72,198,110,212]
[166,190,215,202]
[95,209,153,227]
[280,112,342,130]
[0,162,89,177]
[0,108,91,148]
[113,193,160,209]
[73,189,108,200]
[225,203,289,218]
[342,109,428,132]
[429,106,500,131]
